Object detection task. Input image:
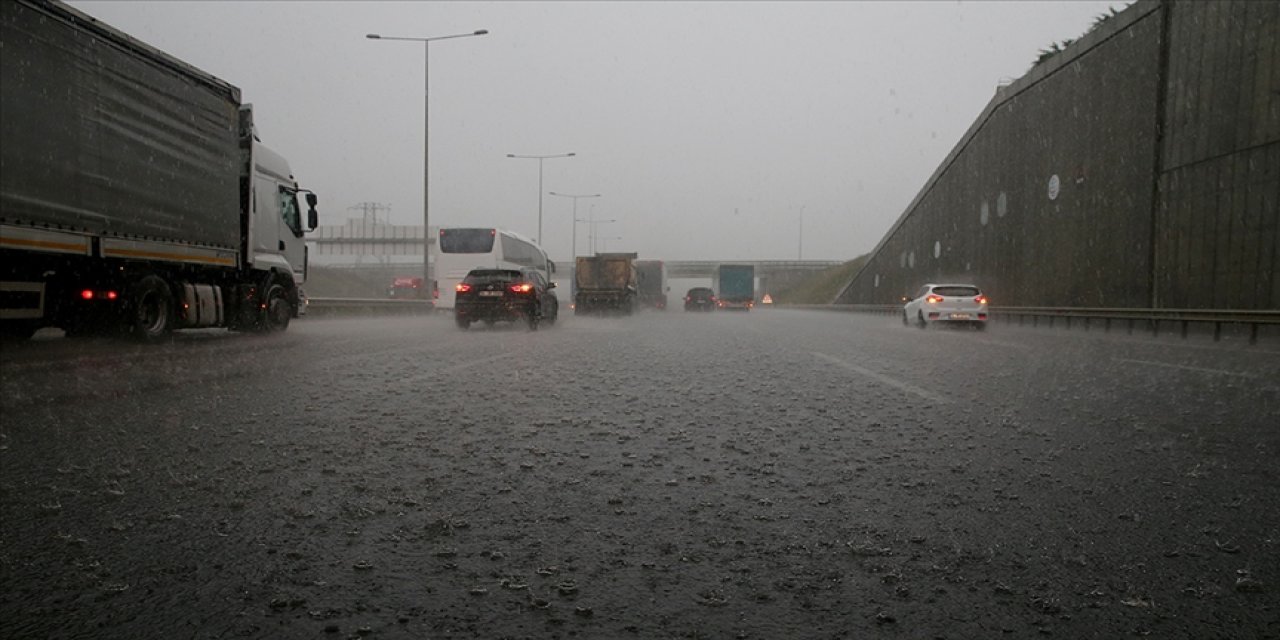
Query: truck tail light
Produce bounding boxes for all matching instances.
[80,289,119,301]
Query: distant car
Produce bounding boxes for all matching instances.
[454,268,558,330]
[903,283,989,329]
[684,287,716,312]
[388,276,427,299]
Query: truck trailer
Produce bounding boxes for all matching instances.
[715,264,755,310]
[0,0,317,340]
[574,253,637,315]
[634,260,668,310]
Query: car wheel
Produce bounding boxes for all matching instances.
[902,311,909,326]
[526,306,540,331]
[916,311,927,329]
[545,300,558,326]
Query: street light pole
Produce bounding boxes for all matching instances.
[583,215,616,254]
[548,191,600,260]
[507,153,575,245]
[367,29,488,292]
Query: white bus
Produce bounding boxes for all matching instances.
[435,227,556,309]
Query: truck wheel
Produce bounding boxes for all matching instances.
[0,322,38,340]
[127,275,174,340]
[259,283,292,332]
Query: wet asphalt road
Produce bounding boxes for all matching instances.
[1,310,1278,640]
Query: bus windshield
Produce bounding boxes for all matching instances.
[439,228,495,254]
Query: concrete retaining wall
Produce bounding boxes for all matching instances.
[837,0,1279,310]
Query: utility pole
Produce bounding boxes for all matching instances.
[347,202,392,225]
[347,202,393,267]
[798,205,805,260]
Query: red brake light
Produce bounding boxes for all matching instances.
[975,295,988,304]
[107,291,118,300]
[926,295,943,304]
[80,289,94,300]
[509,283,534,294]
[455,283,471,293]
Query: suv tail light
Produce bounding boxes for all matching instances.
[509,283,534,294]
[455,283,472,293]
[926,295,943,304]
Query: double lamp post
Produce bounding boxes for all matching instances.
[366,28,489,289]
[367,30,610,277]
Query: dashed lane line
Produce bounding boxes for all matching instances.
[812,352,951,404]
[1113,357,1262,380]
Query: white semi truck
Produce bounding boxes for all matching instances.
[0,0,318,340]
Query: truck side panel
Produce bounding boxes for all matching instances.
[0,0,242,250]
[635,260,667,309]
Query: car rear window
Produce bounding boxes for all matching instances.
[464,270,521,284]
[932,286,981,297]
[689,288,713,295]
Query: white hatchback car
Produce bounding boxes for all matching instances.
[902,283,989,329]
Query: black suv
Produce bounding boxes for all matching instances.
[454,268,558,330]
[684,287,716,312]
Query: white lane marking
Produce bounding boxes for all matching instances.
[1114,357,1260,379]
[960,335,1033,352]
[812,352,951,404]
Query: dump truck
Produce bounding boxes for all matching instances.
[714,264,755,310]
[0,0,317,340]
[574,253,637,315]
[634,260,668,310]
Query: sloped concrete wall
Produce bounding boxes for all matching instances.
[837,0,1279,310]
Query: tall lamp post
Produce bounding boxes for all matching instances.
[367,28,488,291]
[548,191,601,261]
[582,215,616,254]
[507,153,575,245]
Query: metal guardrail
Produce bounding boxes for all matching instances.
[304,297,434,315]
[991,306,1280,344]
[303,297,1277,344]
[780,304,1280,345]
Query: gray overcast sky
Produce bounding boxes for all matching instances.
[72,0,1125,262]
